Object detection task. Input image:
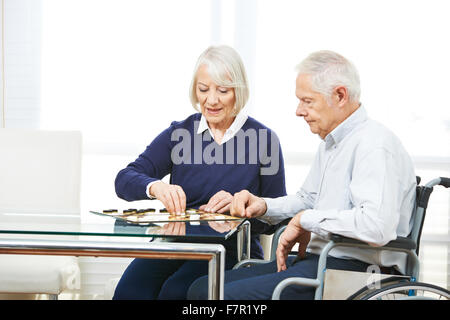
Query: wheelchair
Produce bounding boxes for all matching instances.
[234,176,450,300]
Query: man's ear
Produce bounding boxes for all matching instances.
[333,86,349,107]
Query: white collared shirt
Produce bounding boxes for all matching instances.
[259,106,417,273]
[197,110,249,145]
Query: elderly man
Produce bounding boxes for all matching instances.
[187,50,416,300]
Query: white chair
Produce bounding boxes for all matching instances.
[0,128,82,299]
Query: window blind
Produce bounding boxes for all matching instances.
[2,0,41,129]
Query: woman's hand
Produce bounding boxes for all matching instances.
[158,222,186,236]
[149,181,186,215]
[276,211,311,272]
[199,190,233,214]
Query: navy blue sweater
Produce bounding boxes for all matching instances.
[115,113,287,258]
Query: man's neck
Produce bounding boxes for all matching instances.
[320,102,361,140]
[338,101,361,124]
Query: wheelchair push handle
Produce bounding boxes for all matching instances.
[424,177,450,188]
[439,177,450,188]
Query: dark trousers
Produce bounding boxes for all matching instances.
[112,253,239,300]
[112,228,264,300]
[187,253,371,300]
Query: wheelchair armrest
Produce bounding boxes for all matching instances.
[233,258,272,270]
[329,234,416,251]
[329,234,366,245]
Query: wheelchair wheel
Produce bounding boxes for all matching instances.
[346,276,409,300]
[359,281,450,300]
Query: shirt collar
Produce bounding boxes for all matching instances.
[197,111,249,144]
[197,114,210,135]
[325,105,368,149]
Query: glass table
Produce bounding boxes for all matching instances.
[0,211,251,300]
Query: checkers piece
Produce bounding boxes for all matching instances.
[122,209,137,215]
[102,209,118,214]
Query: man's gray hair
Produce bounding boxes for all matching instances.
[296,50,361,103]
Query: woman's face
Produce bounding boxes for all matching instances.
[195,64,236,128]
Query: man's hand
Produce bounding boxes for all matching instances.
[276,211,311,272]
[230,190,267,218]
[149,181,186,215]
[199,190,233,214]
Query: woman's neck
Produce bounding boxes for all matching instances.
[208,116,235,144]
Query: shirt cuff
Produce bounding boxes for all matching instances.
[257,197,289,225]
[299,209,331,238]
[145,180,161,199]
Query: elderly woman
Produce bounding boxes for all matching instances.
[112,45,286,300]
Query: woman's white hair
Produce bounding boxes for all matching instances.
[296,50,361,103]
[189,45,249,115]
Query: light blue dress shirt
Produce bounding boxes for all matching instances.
[259,106,416,273]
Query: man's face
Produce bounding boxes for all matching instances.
[295,74,339,139]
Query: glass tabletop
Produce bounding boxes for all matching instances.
[0,211,246,241]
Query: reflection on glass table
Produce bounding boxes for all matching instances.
[0,211,246,242]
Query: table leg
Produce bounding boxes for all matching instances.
[236,220,251,262]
